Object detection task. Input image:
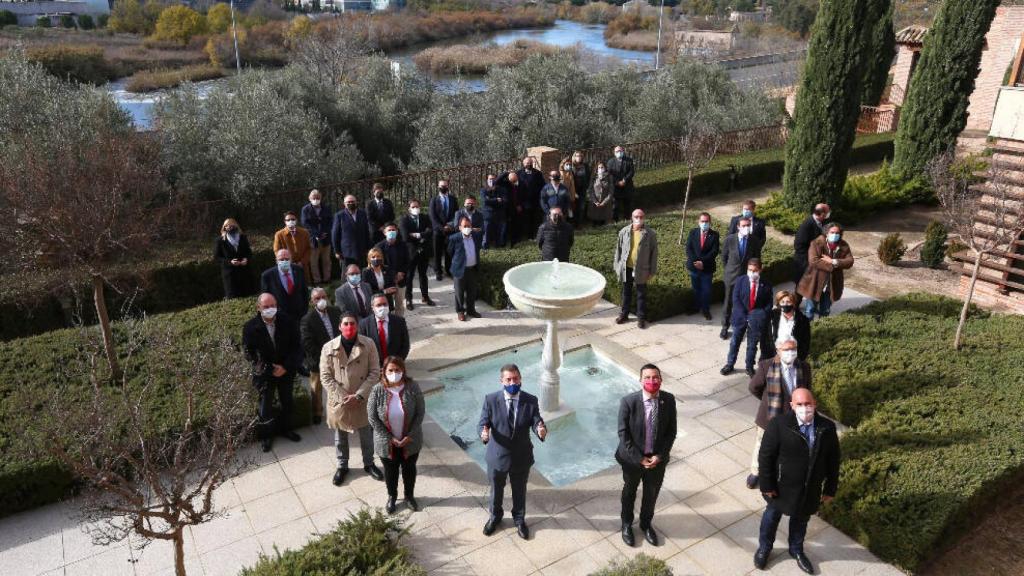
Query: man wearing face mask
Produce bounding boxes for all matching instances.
[359,293,410,366]
[375,223,409,314]
[747,338,812,490]
[399,199,436,309]
[365,183,395,245]
[478,364,547,540]
[448,216,483,321]
[334,263,374,320]
[301,190,333,285]
[273,211,312,283]
[755,388,839,574]
[516,157,545,240]
[607,146,635,221]
[536,206,574,262]
[720,216,764,340]
[321,311,383,486]
[332,194,371,269]
[451,195,484,237]
[798,223,853,321]
[614,209,658,329]
[727,200,767,245]
[539,170,570,218]
[429,180,459,280]
[616,364,677,547]
[260,249,310,329]
[481,173,507,250]
[793,203,831,286]
[301,288,342,425]
[570,151,591,226]
[685,212,720,321]
[243,293,303,452]
[721,259,773,377]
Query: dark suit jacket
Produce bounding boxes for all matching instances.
[721,233,764,283]
[606,155,636,196]
[399,213,432,259]
[730,276,773,328]
[451,207,484,230]
[300,306,341,371]
[748,357,812,429]
[496,171,525,214]
[727,214,767,246]
[758,411,840,518]
[539,183,570,215]
[615,390,677,468]
[361,266,395,296]
[481,186,507,220]
[366,197,396,237]
[794,216,825,270]
[331,209,371,261]
[448,231,483,279]
[478,390,545,472]
[375,239,410,283]
[334,282,373,319]
[429,194,459,234]
[300,203,333,248]
[213,235,253,298]
[358,313,410,362]
[515,168,546,209]
[259,266,309,321]
[242,312,302,389]
[767,309,811,360]
[685,228,720,275]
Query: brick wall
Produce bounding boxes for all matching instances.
[959,274,1024,314]
[964,6,1024,133]
[890,45,917,107]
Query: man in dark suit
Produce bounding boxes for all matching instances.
[260,249,309,327]
[366,183,396,245]
[481,173,507,249]
[334,263,374,320]
[448,216,483,322]
[516,157,546,240]
[722,258,774,377]
[429,179,459,280]
[301,189,333,285]
[243,293,303,452]
[537,206,574,262]
[332,194,371,269]
[358,293,411,365]
[451,195,484,234]
[300,288,342,426]
[478,363,547,540]
[375,221,409,308]
[399,198,435,308]
[720,216,764,340]
[755,388,840,574]
[685,212,720,320]
[496,170,525,245]
[727,199,767,246]
[607,145,635,221]
[538,170,570,217]
[793,203,830,286]
[616,364,677,547]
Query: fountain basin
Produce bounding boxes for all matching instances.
[503,261,607,321]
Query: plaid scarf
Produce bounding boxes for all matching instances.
[764,358,786,421]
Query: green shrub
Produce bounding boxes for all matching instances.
[36,16,51,27]
[758,193,805,234]
[0,298,312,518]
[60,14,76,28]
[876,233,906,265]
[241,509,424,575]
[97,13,109,27]
[946,239,967,260]
[25,44,118,85]
[78,14,95,30]
[0,9,16,26]
[838,161,932,222]
[810,294,1024,572]
[590,553,671,576]
[920,220,948,268]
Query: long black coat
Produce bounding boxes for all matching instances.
[300,305,342,371]
[242,312,303,390]
[537,220,574,262]
[765,308,811,360]
[213,235,254,299]
[758,411,840,518]
[793,216,825,281]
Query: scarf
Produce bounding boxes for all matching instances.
[764,359,786,421]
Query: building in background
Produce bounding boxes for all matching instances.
[0,0,108,26]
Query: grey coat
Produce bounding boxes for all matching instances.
[613,225,658,284]
[367,380,425,459]
[721,232,764,284]
[587,174,615,222]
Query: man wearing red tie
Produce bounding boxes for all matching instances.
[260,249,310,330]
[721,258,773,377]
[685,212,720,321]
[358,293,410,366]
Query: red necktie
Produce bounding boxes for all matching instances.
[284,270,294,295]
[700,231,706,249]
[378,319,388,359]
[749,281,757,310]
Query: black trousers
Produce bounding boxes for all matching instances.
[432,231,452,277]
[613,193,632,221]
[620,268,648,320]
[381,450,419,498]
[620,461,666,528]
[406,250,431,300]
[454,265,478,313]
[722,276,737,328]
[257,376,293,440]
[489,466,530,524]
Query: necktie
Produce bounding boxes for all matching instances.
[700,231,706,249]
[355,287,366,316]
[284,270,294,295]
[749,281,757,310]
[377,319,388,359]
[800,423,814,449]
[644,399,655,454]
[507,398,515,436]
[739,237,747,260]
[442,195,447,215]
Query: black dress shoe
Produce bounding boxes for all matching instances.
[364,464,384,481]
[720,365,734,375]
[719,327,730,340]
[483,517,501,536]
[385,497,397,514]
[621,523,635,546]
[422,297,436,306]
[746,474,759,489]
[790,551,814,574]
[283,431,301,442]
[702,310,712,320]
[405,496,420,512]
[754,548,770,570]
[745,367,756,377]
[467,310,481,318]
[516,522,529,540]
[435,274,443,281]
[332,467,348,486]
[261,438,272,452]
[643,525,658,545]
[637,319,648,329]
[312,415,321,425]
[615,315,628,325]
[406,300,414,311]
[458,312,466,321]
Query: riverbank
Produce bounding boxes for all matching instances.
[124,63,226,93]
[412,39,571,74]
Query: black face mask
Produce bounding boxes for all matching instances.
[465,206,475,212]
[780,304,794,313]
[552,215,563,223]
[345,203,356,210]
[551,177,560,183]
[439,187,449,194]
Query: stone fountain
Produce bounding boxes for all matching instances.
[502,259,607,414]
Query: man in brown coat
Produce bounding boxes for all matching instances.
[273,211,313,276]
[746,338,812,489]
[797,223,853,320]
[320,310,383,486]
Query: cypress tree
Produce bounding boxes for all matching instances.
[892,0,999,179]
[861,2,896,106]
[781,0,890,212]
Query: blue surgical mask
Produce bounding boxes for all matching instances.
[277,260,291,272]
[386,230,398,241]
[827,233,841,243]
[503,383,521,396]
[347,274,360,285]
[698,221,709,231]
[741,209,752,218]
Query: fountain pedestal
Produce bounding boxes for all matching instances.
[539,319,560,412]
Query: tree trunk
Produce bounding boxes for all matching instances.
[677,168,695,245]
[91,274,121,379]
[955,251,984,350]
[173,527,187,576]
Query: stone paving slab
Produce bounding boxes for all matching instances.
[0,273,896,576]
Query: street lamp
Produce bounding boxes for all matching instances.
[230,0,242,74]
[655,0,666,70]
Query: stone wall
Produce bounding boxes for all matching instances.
[963,6,1024,134]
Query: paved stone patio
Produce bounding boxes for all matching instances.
[0,275,901,576]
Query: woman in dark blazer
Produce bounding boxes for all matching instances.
[763,290,811,361]
[362,246,399,312]
[367,356,424,514]
[213,218,254,299]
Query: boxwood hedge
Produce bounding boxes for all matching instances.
[0,298,311,519]
[811,293,1024,572]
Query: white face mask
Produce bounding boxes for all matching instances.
[563,164,571,171]
[315,299,328,311]
[747,271,760,282]
[285,220,297,229]
[373,306,388,319]
[597,168,605,176]
[310,199,320,206]
[794,405,815,424]
[409,208,420,216]
[461,227,472,236]
[739,226,751,237]
[261,307,277,320]
[386,372,404,384]
[615,151,624,159]
[632,218,642,226]
[780,350,797,364]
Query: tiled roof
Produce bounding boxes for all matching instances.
[895,25,928,46]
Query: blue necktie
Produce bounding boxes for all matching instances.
[507,399,516,437]
[739,237,747,260]
[442,195,448,215]
[800,423,815,449]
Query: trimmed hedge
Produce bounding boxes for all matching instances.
[479,212,793,321]
[810,294,1024,572]
[0,298,311,519]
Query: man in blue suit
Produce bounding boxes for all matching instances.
[259,248,309,327]
[447,216,483,322]
[722,258,773,377]
[478,363,548,540]
[685,212,720,321]
[429,179,459,280]
[331,194,371,269]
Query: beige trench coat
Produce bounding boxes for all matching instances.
[319,335,380,432]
